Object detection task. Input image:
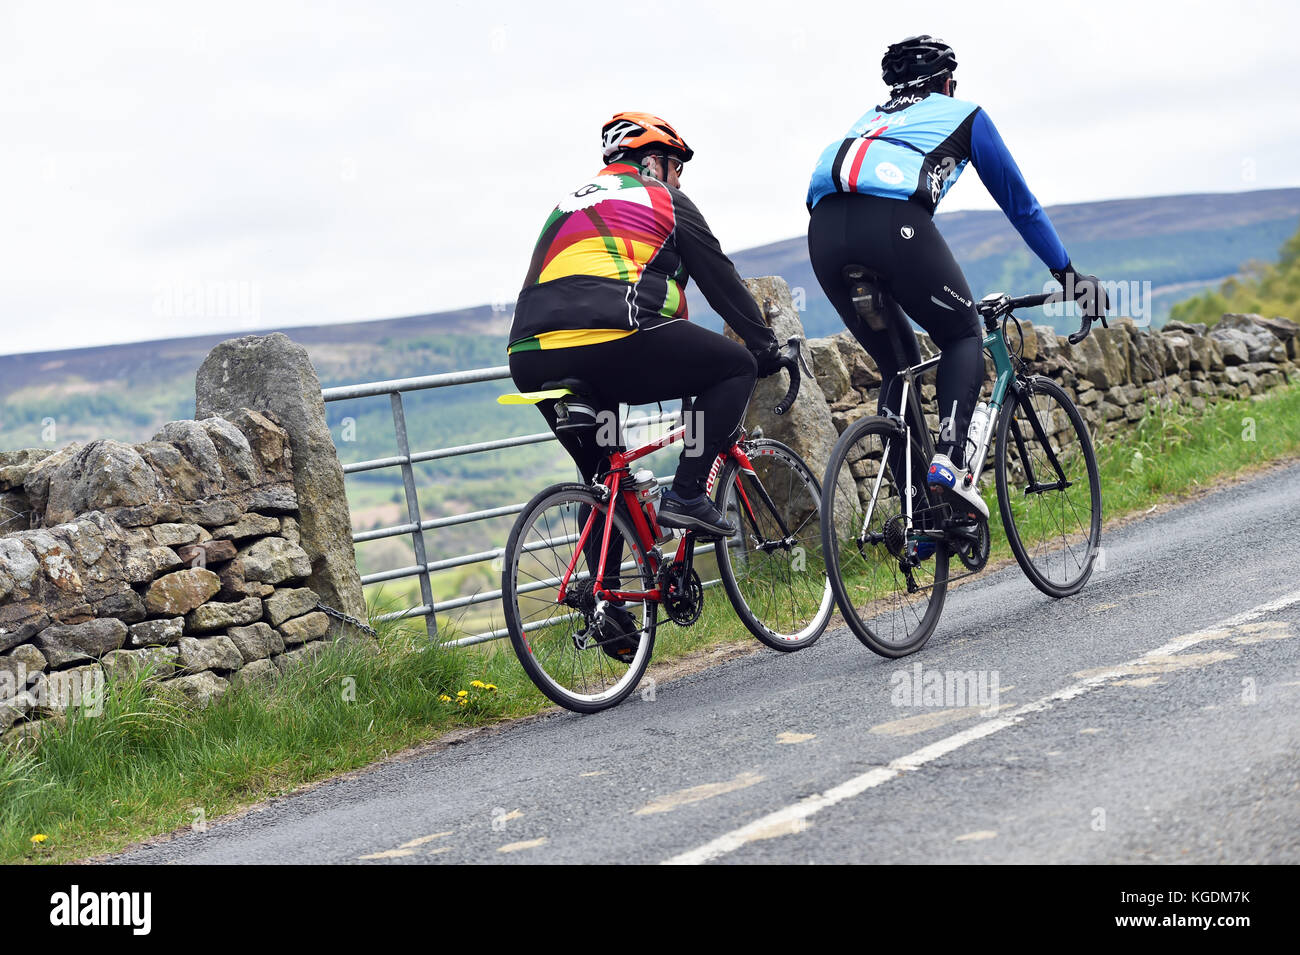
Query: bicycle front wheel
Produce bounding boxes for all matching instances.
[820,416,948,657]
[502,483,657,713]
[995,376,1102,597]
[713,438,833,651]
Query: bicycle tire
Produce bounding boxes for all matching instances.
[994,375,1102,597]
[820,415,949,657]
[502,482,657,713]
[713,438,834,651]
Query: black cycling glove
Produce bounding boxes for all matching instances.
[1051,263,1110,324]
[752,342,785,378]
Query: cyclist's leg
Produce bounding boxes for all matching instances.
[509,350,625,587]
[808,193,923,481]
[885,202,984,468]
[592,320,758,499]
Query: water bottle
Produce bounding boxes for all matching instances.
[631,469,660,504]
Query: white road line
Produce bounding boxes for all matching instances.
[661,587,1300,865]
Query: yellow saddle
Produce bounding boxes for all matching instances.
[497,387,575,406]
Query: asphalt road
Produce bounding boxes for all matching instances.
[118,463,1300,864]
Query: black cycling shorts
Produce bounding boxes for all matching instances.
[808,192,984,466]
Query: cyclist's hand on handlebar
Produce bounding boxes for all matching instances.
[752,342,785,378]
[1051,263,1109,325]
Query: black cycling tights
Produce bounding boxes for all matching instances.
[509,319,757,495]
[510,321,757,587]
[808,192,984,468]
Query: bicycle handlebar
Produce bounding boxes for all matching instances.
[998,291,1102,350]
[773,336,812,416]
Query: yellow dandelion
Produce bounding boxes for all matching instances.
[485,684,498,692]
[30,834,47,844]
[438,694,451,703]
[470,680,486,689]
[457,697,467,706]
[456,690,468,698]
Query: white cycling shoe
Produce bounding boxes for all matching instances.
[926,453,989,520]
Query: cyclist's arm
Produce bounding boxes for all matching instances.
[669,188,780,352]
[969,109,1070,272]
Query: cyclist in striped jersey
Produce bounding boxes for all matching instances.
[806,36,1107,520]
[510,112,783,538]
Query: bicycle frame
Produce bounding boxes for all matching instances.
[881,322,1026,534]
[554,423,769,607]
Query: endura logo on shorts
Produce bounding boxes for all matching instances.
[944,285,972,308]
[899,225,915,239]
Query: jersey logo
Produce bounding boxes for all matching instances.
[883,93,924,111]
[557,175,624,213]
[875,162,904,185]
[900,225,915,239]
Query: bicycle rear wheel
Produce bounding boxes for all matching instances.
[502,483,657,713]
[995,376,1102,597]
[820,416,948,657]
[713,438,833,651]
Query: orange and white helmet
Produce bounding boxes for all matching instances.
[601,111,694,163]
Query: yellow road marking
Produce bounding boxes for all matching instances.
[399,831,453,849]
[427,847,451,856]
[955,830,997,842]
[1230,621,1293,644]
[634,772,764,815]
[776,732,815,744]
[498,838,548,853]
[869,703,1013,737]
[1072,650,1237,682]
[580,771,607,777]
[359,848,417,860]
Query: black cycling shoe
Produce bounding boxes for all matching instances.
[656,490,737,539]
[597,604,642,663]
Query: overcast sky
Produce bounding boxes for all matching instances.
[2,0,1298,356]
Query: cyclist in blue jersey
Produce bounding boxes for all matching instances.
[806,35,1107,519]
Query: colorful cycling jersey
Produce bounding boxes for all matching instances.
[807,92,1069,271]
[510,161,775,354]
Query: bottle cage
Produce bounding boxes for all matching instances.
[843,265,889,332]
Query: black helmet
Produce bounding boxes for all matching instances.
[881,35,957,89]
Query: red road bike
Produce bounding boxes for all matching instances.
[499,340,833,712]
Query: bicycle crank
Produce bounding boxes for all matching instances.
[953,514,990,572]
[663,567,704,626]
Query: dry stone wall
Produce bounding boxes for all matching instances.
[808,310,1299,445]
[0,405,347,744]
[727,278,1298,490]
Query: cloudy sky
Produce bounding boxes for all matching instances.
[2,0,1297,355]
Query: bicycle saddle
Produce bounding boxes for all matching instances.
[497,378,595,405]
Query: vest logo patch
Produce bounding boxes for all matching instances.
[875,162,904,185]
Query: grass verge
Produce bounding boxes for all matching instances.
[4,381,1300,863]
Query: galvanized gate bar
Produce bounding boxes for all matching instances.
[389,391,437,638]
[322,365,512,401]
[325,362,703,644]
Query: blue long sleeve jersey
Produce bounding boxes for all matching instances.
[807,92,1069,271]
